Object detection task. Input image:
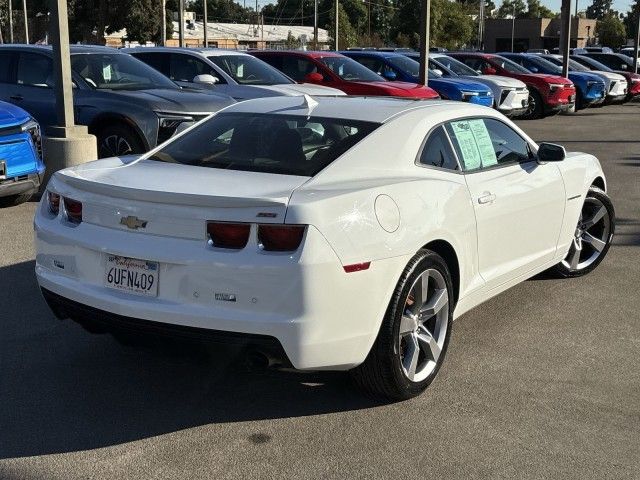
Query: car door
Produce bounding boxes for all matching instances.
[0,51,18,104]
[446,117,565,289]
[12,52,57,128]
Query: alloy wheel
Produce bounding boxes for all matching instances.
[398,268,449,383]
[100,134,134,157]
[562,197,611,272]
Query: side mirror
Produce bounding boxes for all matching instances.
[482,66,497,75]
[537,142,566,162]
[304,72,324,83]
[433,69,444,76]
[382,70,397,81]
[193,74,218,85]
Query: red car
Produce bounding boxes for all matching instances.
[448,52,576,119]
[250,50,439,99]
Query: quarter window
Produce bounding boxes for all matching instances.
[418,126,459,171]
[170,54,219,82]
[17,53,53,88]
[445,118,532,171]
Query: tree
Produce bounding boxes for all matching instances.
[523,0,555,18]
[495,0,527,18]
[191,0,253,24]
[328,2,359,48]
[586,0,612,20]
[624,0,640,42]
[596,13,627,47]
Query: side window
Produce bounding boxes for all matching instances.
[418,126,459,171]
[281,56,318,82]
[170,54,216,82]
[133,52,170,76]
[354,57,384,75]
[0,52,17,84]
[17,53,53,88]
[460,58,482,71]
[445,118,532,172]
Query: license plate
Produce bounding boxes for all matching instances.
[105,255,158,297]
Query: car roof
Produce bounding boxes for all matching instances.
[0,44,123,55]
[220,95,477,124]
[342,50,402,58]
[254,50,344,59]
[125,46,251,57]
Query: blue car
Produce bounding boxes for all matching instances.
[341,51,494,107]
[0,101,44,206]
[498,53,606,110]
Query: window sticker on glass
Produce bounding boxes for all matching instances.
[469,119,498,167]
[102,64,112,81]
[451,121,481,170]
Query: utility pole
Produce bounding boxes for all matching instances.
[559,0,571,78]
[511,5,515,52]
[9,0,14,43]
[203,0,208,47]
[161,0,166,46]
[634,14,640,73]
[178,0,185,47]
[313,0,318,49]
[22,0,28,43]
[334,0,338,50]
[418,0,430,86]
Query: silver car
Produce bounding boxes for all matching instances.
[126,47,344,100]
[0,45,235,158]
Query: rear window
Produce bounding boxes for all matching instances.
[148,113,380,176]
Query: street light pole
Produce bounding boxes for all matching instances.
[334,0,338,50]
[22,0,28,43]
[178,0,185,47]
[478,0,484,50]
[161,0,166,46]
[559,0,571,78]
[511,5,515,52]
[9,0,14,43]
[634,13,640,73]
[418,0,430,86]
[203,0,208,48]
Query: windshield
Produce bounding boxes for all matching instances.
[493,56,532,74]
[208,54,293,85]
[432,56,479,76]
[573,56,614,72]
[319,56,384,82]
[71,53,178,90]
[148,112,380,176]
[542,56,589,72]
[527,55,562,74]
[387,55,420,77]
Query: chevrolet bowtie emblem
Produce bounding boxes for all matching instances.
[120,215,148,230]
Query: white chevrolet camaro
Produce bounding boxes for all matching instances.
[35,96,615,400]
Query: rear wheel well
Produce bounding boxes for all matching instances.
[591,176,605,192]
[423,240,460,304]
[88,115,148,150]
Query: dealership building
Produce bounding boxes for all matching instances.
[483,17,598,53]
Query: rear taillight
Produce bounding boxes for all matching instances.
[63,198,83,224]
[207,222,251,249]
[47,191,60,215]
[258,225,305,252]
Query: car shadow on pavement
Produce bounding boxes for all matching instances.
[0,260,384,460]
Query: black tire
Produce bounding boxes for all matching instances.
[0,191,34,207]
[351,249,454,400]
[551,186,615,278]
[96,124,145,159]
[522,88,544,120]
[575,89,584,111]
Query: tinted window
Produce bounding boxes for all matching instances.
[432,56,478,76]
[419,126,459,171]
[445,118,531,171]
[170,54,219,82]
[17,53,53,87]
[492,57,531,74]
[71,53,177,90]
[319,56,384,82]
[148,113,380,176]
[132,52,170,76]
[278,56,319,82]
[0,52,16,84]
[387,55,420,77]
[208,54,291,85]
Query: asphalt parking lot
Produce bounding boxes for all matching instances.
[1,103,639,480]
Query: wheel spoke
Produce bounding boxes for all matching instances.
[583,231,606,252]
[582,205,606,229]
[419,289,448,320]
[399,314,416,335]
[402,334,420,381]
[417,326,441,362]
[568,245,581,270]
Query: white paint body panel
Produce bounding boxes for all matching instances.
[35,97,606,370]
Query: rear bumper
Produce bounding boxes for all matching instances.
[35,200,406,371]
[0,172,42,198]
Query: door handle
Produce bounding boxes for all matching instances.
[478,192,496,204]
[10,95,23,101]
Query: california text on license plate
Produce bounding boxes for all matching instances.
[105,255,158,297]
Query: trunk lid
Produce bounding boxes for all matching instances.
[51,158,310,239]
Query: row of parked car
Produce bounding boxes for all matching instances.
[0,44,638,207]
